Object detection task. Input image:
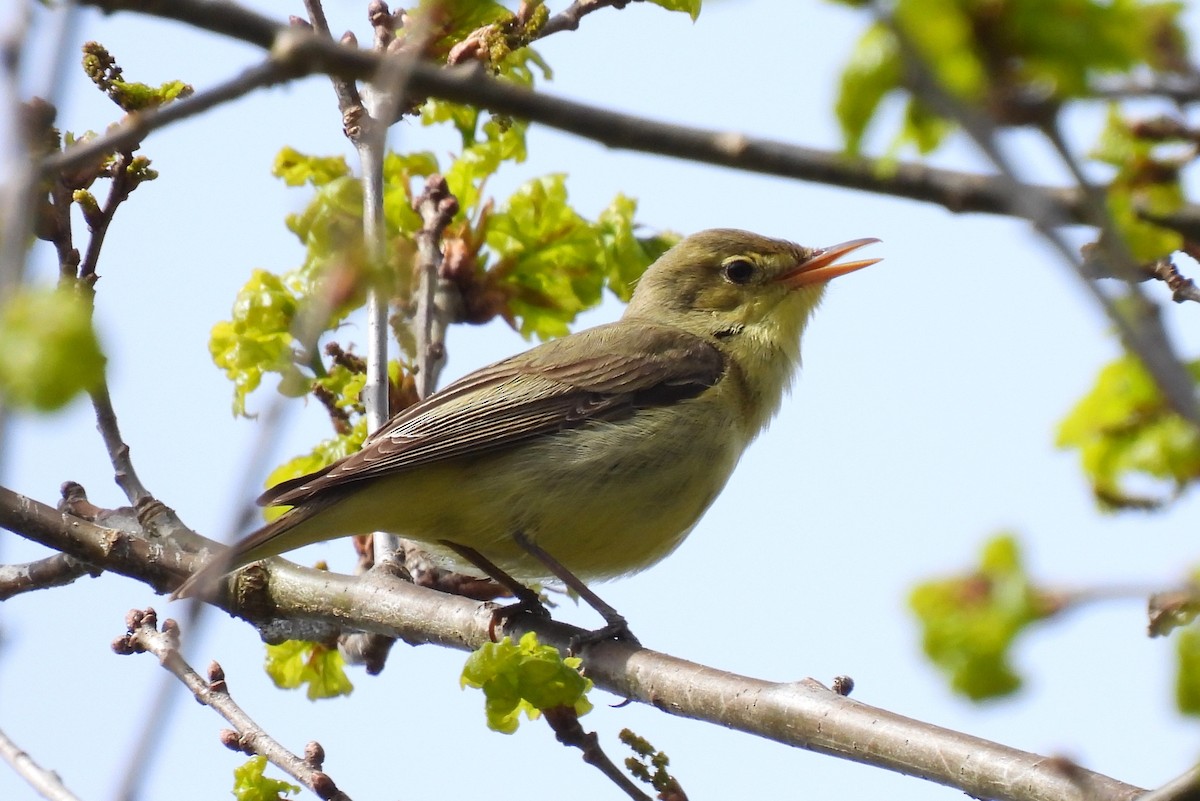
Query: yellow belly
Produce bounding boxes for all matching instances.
[285,399,747,580]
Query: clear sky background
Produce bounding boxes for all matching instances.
[4,1,1200,800]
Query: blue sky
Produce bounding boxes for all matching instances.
[4,1,1199,799]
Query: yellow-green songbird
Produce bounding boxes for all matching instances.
[175,229,879,601]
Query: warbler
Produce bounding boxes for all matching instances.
[174,229,879,604]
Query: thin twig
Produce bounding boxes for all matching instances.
[880,11,1200,427]
[110,392,296,801]
[303,0,405,668]
[411,174,460,398]
[58,1,1169,232]
[1089,73,1200,104]
[0,726,84,801]
[537,0,632,39]
[114,609,351,801]
[1153,255,1200,304]
[0,552,95,599]
[542,707,654,801]
[41,57,300,182]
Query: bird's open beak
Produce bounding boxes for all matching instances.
[778,238,881,287]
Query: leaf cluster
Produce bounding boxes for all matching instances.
[264,639,354,701]
[0,287,105,411]
[232,755,300,801]
[211,31,677,485]
[834,0,1186,155]
[460,632,593,733]
[910,534,1056,701]
[1057,354,1200,510]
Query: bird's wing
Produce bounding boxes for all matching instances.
[259,321,726,507]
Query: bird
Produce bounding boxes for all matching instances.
[173,228,879,633]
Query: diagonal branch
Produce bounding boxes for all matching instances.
[878,11,1200,427]
[0,727,84,801]
[114,609,351,801]
[58,0,1168,232]
[0,484,1147,801]
[0,552,94,599]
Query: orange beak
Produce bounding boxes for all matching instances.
[778,238,881,287]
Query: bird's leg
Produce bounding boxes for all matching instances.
[511,531,640,649]
[437,539,549,639]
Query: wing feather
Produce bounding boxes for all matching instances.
[259,321,725,507]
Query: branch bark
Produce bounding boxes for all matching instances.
[0,484,1146,801]
[57,0,1156,232]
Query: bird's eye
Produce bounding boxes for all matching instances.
[722,259,756,285]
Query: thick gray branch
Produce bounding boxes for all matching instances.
[0,484,1145,801]
[62,0,1110,228]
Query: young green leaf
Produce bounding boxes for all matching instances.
[0,287,106,412]
[910,534,1056,701]
[1057,355,1200,510]
[264,640,354,701]
[1176,626,1200,716]
[646,0,702,21]
[232,756,300,801]
[461,631,593,733]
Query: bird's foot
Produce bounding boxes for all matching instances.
[488,592,551,641]
[569,612,640,653]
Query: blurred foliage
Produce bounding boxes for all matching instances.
[232,756,300,801]
[0,287,105,411]
[1090,107,1186,262]
[911,534,1058,701]
[264,640,354,701]
[1057,354,1200,510]
[460,631,593,733]
[833,0,1186,155]
[1176,625,1200,715]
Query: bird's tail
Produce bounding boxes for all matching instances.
[170,502,327,601]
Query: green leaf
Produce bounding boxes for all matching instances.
[484,174,605,340]
[273,147,351,187]
[209,270,304,416]
[383,150,442,235]
[444,118,529,212]
[262,418,368,520]
[835,23,902,155]
[264,640,354,700]
[910,534,1055,701]
[1091,108,1185,263]
[645,0,701,20]
[81,41,194,112]
[894,0,986,100]
[409,0,511,58]
[899,98,953,155]
[594,194,678,302]
[461,631,593,733]
[232,756,300,801]
[0,286,106,411]
[648,0,700,20]
[1057,355,1200,510]
[1176,626,1200,716]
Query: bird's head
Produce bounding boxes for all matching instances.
[624,228,880,352]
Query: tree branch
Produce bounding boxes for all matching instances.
[62,0,1171,233]
[0,727,83,801]
[878,10,1200,426]
[537,0,633,39]
[0,552,94,599]
[114,609,350,801]
[0,484,1146,801]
